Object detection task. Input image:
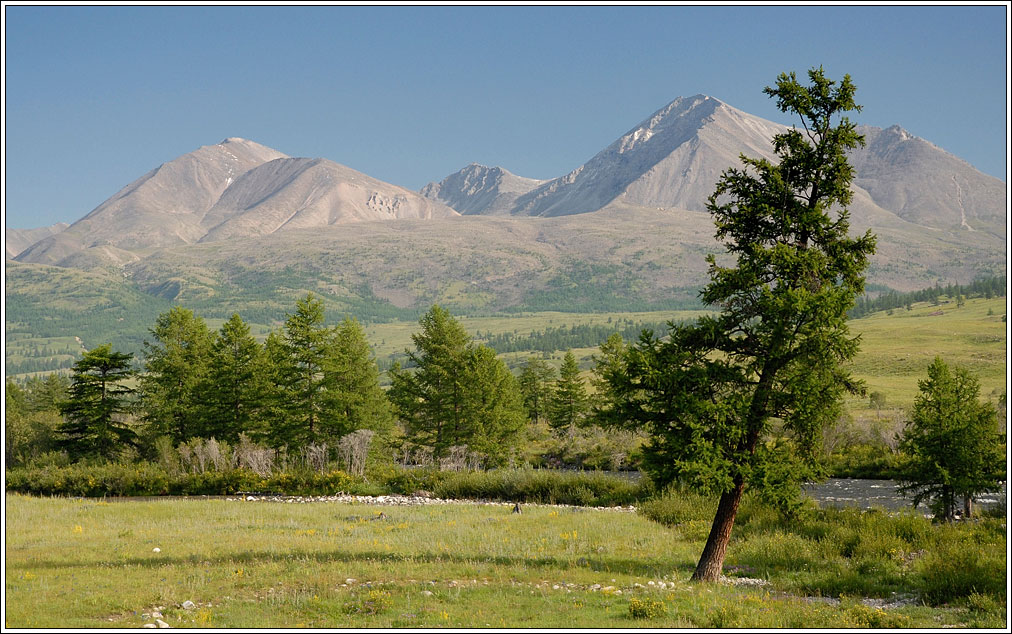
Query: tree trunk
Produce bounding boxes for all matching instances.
[963,495,973,519]
[691,476,746,582]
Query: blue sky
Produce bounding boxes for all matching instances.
[3,4,1008,229]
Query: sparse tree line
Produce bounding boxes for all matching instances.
[848,275,1006,318]
[5,296,629,475]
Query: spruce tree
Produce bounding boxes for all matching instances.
[57,344,137,461]
[140,306,213,442]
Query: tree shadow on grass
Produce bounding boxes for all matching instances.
[11,547,695,579]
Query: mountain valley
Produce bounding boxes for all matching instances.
[5,93,1006,377]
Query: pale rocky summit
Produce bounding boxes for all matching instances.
[420,163,546,215]
[16,138,457,265]
[510,95,783,217]
[17,138,287,265]
[201,157,457,242]
[850,124,1006,236]
[425,95,1006,243]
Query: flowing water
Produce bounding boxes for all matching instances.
[803,478,1007,514]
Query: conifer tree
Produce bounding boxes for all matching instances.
[326,316,394,439]
[599,68,875,581]
[548,351,590,438]
[57,344,137,461]
[518,355,556,424]
[140,306,213,442]
[897,357,1004,521]
[281,293,339,445]
[259,329,295,446]
[201,313,267,441]
[389,304,525,463]
[463,345,527,467]
[389,305,472,459]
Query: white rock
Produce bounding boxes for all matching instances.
[345,578,356,584]
[143,624,157,629]
[181,600,196,610]
[421,590,434,597]
[156,619,171,628]
[152,611,163,619]
[152,548,161,553]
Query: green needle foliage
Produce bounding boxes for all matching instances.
[597,67,876,582]
[548,350,590,437]
[389,305,526,466]
[517,355,556,425]
[140,306,213,443]
[57,344,137,461]
[897,357,1005,521]
[200,313,269,442]
[327,316,395,440]
[279,294,337,444]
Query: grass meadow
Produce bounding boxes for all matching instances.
[4,492,1005,629]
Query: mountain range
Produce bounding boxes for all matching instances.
[5,93,1007,376]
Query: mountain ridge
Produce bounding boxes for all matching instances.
[422,96,1006,241]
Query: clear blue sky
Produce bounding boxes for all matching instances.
[3,4,1008,229]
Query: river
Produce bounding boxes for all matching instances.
[803,478,1007,514]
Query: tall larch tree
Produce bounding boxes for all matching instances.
[200,313,268,442]
[518,355,556,425]
[388,305,472,460]
[598,68,876,581]
[140,306,213,442]
[325,316,394,439]
[281,293,339,445]
[463,344,527,467]
[548,351,590,438]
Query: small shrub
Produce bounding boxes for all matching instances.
[628,597,667,619]
[342,590,391,615]
[844,602,910,628]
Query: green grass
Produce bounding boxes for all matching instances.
[845,296,1006,410]
[4,493,1005,628]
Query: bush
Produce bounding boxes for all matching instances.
[427,466,647,506]
[637,485,719,526]
[343,590,392,615]
[4,463,363,497]
[628,597,667,619]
